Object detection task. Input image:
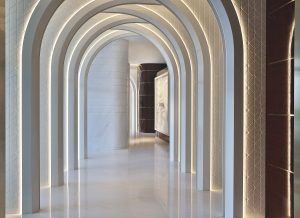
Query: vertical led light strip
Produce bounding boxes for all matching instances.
[19,0,41,214]
[287,20,295,217]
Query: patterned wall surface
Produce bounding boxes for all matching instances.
[232,0,266,217]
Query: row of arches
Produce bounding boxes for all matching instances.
[4,0,247,217]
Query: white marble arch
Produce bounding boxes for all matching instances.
[62,10,196,169]
[19,0,244,216]
[20,0,209,214]
[54,4,195,174]
[70,24,180,163]
[42,10,195,211]
[77,28,178,163]
[35,0,206,201]
[43,0,200,178]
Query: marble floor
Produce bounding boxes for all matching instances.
[8,136,223,218]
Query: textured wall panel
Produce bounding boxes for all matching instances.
[232,0,266,217]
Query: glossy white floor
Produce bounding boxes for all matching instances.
[8,136,223,218]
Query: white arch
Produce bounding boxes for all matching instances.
[19,1,245,216]
[208,1,244,217]
[61,10,197,170]
[65,23,180,166]
[43,0,206,179]
[77,29,178,160]
[70,23,180,159]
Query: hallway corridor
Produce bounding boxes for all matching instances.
[9,136,222,218]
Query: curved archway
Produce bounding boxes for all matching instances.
[68,23,181,162]
[75,28,179,164]
[38,0,209,181]
[17,0,245,216]
[60,12,191,171]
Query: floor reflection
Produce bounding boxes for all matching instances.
[8,136,223,218]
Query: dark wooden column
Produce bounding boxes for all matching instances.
[266,1,295,217]
[138,64,166,133]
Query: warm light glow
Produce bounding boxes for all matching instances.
[287,20,295,217]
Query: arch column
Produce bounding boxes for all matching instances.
[0,0,5,216]
[21,0,63,213]
[209,1,244,217]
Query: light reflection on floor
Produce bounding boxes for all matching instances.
[8,136,223,218]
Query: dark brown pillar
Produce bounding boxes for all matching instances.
[138,63,166,133]
[266,1,295,217]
